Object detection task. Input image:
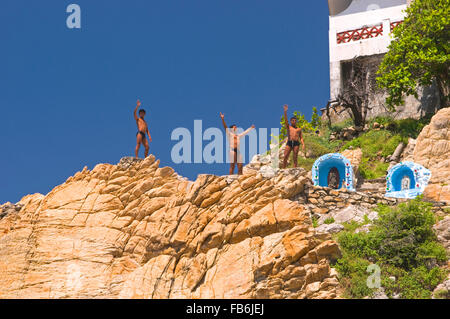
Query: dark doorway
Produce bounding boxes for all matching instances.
[327,167,340,189]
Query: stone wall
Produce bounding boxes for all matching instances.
[301,185,401,216]
[301,184,448,220]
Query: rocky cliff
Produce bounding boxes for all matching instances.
[0,157,341,299]
[413,107,450,203]
[1,108,448,299]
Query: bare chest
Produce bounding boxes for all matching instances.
[288,127,300,139]
[137,118,148,130]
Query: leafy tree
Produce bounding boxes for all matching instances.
[377,0,450,109]
[310,106,321,130]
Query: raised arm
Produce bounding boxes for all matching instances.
[220,112,228,130]
[239,125,255,137]
[134,100,141,121]
[283,104,290,132]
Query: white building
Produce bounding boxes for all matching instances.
[324,0,440,122]
[328,0,407,99]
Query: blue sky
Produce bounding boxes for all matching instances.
[0,0,330,203]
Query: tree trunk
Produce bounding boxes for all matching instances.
[349,101,364,127]
[436,75,449,108]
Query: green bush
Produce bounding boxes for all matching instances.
[348,272,375,298]
[343,130,405,159]
[392,117,431,138]
[380,264,446,299]
[334,254,374,298]
[397,266,446,299]
[417,241,448,265]
[329,118,354,134]
[337,231,380,259]
[303,133,341,158]
[324,217,335,224]
[358,159,389,180]
[369,115,432,139]
[335,197,448,299]
[341,220,364,233]
[374,199,438,269]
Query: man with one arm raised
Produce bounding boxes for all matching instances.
[282,104,305,168]
[134,99,152,158]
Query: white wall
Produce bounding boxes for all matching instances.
[333,0,407,16]
[329,5,407,98]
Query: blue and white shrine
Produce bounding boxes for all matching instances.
[385,161,431,199]
[312,153,355,191]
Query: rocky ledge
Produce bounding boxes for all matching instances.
[0,156,341,299]
[0,202,23,220]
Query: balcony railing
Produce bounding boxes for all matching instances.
[336,21,403,44]
[336,25,383,44]
[390,21,403,32]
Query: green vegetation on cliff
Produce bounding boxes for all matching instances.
[340,116,432,179]
[334,198,448,299]
[342,130,398,179]
[281,113,432,178]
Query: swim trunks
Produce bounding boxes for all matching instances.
[286,140,300,148]
[136,131,146,139]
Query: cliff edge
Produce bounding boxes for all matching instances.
[0,157,341,299]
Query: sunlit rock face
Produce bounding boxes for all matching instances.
[0,156,341,299]
[413,107,450,203]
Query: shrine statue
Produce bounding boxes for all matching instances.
[401,175,410,190]
[327,167,340,189]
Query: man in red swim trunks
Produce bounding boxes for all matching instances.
[134,99,152,158]
[282,104,305,168]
